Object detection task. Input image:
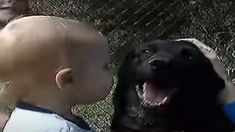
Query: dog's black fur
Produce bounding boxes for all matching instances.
[111,40,235,132]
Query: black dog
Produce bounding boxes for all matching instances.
[111,40,235,132]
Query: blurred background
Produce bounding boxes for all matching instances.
[1,0,234,131]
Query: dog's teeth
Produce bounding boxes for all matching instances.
[147,101,151,105]
[144,99,151,106]
[143,83,147,89]
[143,83,147,90]
[141,95,169,107]
[143,92,146,98]
[136,85,144,99]
[157,102,161,106]
[162,97,168,103]
[135,85,139,89]
[145,100,148,104]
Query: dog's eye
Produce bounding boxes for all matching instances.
[181,49,193,60]
[141,49,151,54]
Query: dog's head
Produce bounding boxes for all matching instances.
[112,40,226,131]
[118,39,224,108]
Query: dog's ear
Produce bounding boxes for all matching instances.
[207,66,225,91]
[117,49,137,79]
[112,51,136,125]
[180,59,225,106]
[114,48,141,101]
[199,58,225,96]
[111,42,138,66]
[178,39,225,92]
[181,56,225,100]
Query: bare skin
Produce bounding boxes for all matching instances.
[0,0,31,129]
[0,16,112,121]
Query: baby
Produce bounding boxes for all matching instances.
[0,16,112,131]
[0,0,31,130]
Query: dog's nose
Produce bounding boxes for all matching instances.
[149,58,169,70]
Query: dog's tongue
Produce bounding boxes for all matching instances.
[143,82,167,104]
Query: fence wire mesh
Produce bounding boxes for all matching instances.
[1,0,234,131]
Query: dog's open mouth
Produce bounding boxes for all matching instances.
[136,81,176,108]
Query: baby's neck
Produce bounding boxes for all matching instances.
[21,90,74,120]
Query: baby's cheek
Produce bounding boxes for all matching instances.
[99,71,112,96]
[84,70,101,89]
[91,70,111,96]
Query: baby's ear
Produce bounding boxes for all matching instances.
[55,68,74,90]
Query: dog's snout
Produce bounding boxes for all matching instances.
[149,58,169,70]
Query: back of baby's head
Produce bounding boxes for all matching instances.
[0,16,111,106]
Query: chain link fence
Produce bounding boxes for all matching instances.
[1,0,234,131]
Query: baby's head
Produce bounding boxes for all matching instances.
[0,16,112,107]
